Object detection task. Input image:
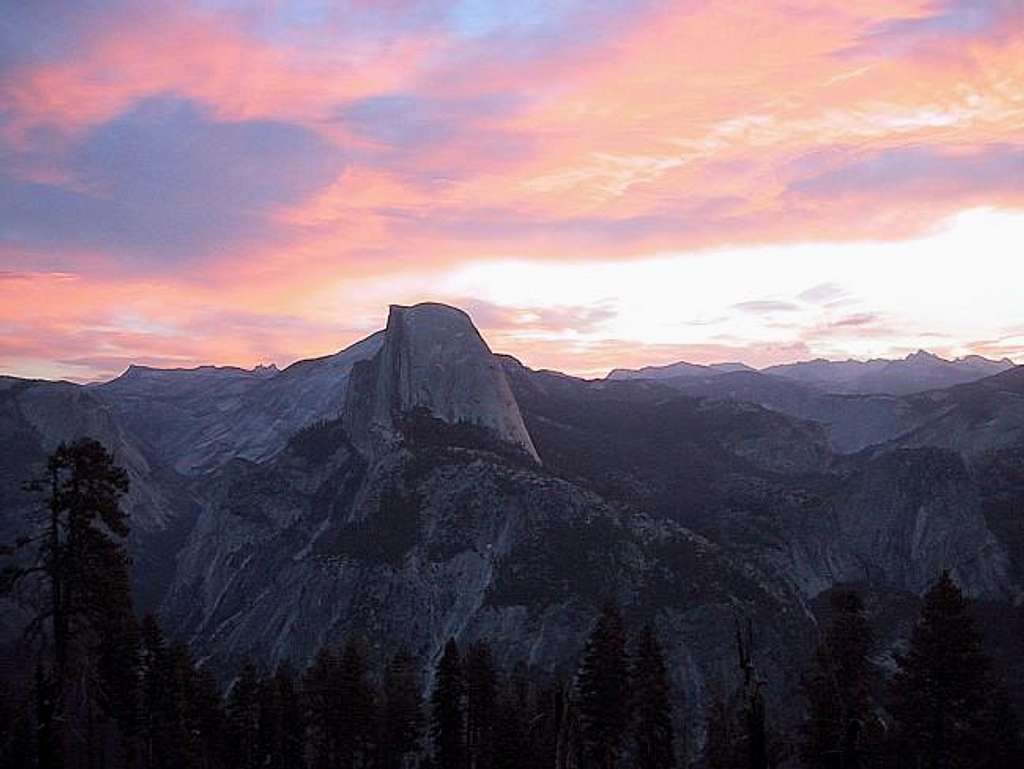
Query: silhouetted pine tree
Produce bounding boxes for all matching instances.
[2,438,133,769]
[140,616,194,769]
[258,669,283,769]
[703,685,741,769]
[255,663,306,769]
[227,660,262,769]
[800,590,874,769]
[94,603,140,764]
[431,638,465,769]
[337,638,375,769]
[976,686,1024,769]
[890,571,991,769]
[381,649,422,769]
[630,624,675,769]
[529,677,568,769]
[190,666,227,769]
[491,680,530,769]
[273,664,306,769]
[0,677,35,769]
[304,647,342,769]
[34,663,62,769]
[576,600,629,769]
[743,687,767,769]
[494,663,552,769]
[735,621,768,769]
[465,640,498,769]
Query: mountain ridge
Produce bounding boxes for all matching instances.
[8,318,1016,395]
[2,300,1022,762]
[609,349,1014,395]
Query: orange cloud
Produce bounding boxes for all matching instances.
[0,2,443,147]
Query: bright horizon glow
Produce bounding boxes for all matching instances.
[2,1,1023,381]
[435,208,1024,376]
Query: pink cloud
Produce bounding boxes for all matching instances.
[2,1,1023,380]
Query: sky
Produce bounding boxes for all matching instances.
[1,0,1022,381]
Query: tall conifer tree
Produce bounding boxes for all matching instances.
[274,664,306,769]
[431,638,465,769]
[139,615,194,769]
[304,647,342,769]
[465,640,498,769]
[337,638,375,769]
[491,678,530,769]
[703,685,741,769]
[227,660,262,769]
[891,571,991,769]
[190,666,227,769]
[3,438,133,769]
[576,600,629,769]
[382,649,422,769]
[801,590,873,769]
[631,624,675,769]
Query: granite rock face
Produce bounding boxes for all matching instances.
[95,332,384,475]
[831,448,1012,597]
[344,303,538,462]
[0,379,178,533]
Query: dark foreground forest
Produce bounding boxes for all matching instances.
[1,438,1021,769]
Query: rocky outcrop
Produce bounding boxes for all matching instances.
[830,448,1012,596]
[344,303,538,462]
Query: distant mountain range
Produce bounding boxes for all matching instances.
[608,349,1014,395]
[2,303,1022,760]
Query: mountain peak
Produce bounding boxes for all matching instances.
[708,362,755,373]
[383,302,478,347]
[904,349,941,363]
[344,301,539,461]
[388,301,469,319]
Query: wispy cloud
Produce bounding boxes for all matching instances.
[462,299,619,336]
[829,313,881,329]
[732,300,802,314]
[798,282,848,304]
[846,0,1024,57]
[787,144,1024,201]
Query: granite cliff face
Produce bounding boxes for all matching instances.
[343,303,538,462]
[1,304,1022,760]
[0,378,180,533]
[830,448,1011,596]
